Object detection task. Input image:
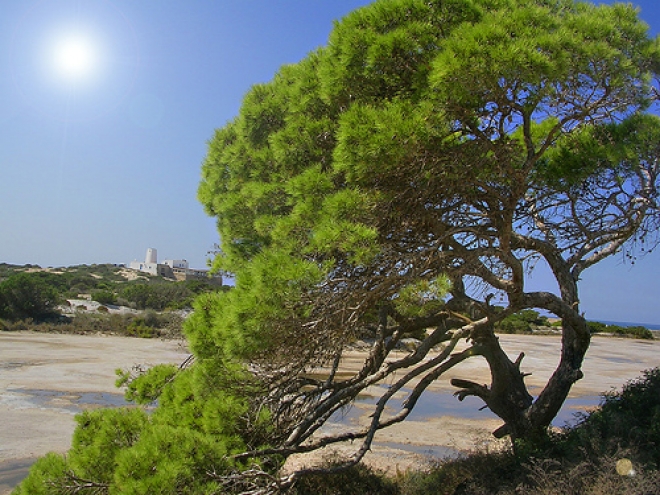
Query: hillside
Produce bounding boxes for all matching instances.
[0,263,227,337]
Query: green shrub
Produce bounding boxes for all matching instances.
[126,320,158,338]
[399,451,520,495]
[496,310,549,334]
[112,425,230,495]
[588,321,653,339]
[587,321,608,334]
[10,453,70,495]
[497,317,533,334]
[92,289,116,305]
[561,368,660,468]
[120,282,200,311]
[3,312,185,339]
[13,367,263,494]
[0,272,60,321]
[69,408,149,483]
[116,364,178,405]
[616,325,653,339]
[0,318,33,332]
[292,458,398,495]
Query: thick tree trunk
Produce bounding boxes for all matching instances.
[452,315,590,443]
[524,252,592,433]
[527,318,590,431]
[451,324,534,440]
[450,258,591,442]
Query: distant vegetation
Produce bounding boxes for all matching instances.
[587,321,654,340]
[493,309,654,340]
[0,263,226,337]
[0,271,61,321]
[1,263,652,340]
[494,309,551,334]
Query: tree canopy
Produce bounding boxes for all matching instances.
[16,0,660,493]
[197,0,659,446]
[0,272,61,320]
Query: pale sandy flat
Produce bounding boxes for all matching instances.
[1,332,658,492]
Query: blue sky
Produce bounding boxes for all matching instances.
[0,1,658,324]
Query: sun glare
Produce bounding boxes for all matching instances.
[11,1,138,121]
[50,34,98,83]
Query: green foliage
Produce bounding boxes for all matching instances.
[0,264,132,297]
[184,251,328,362]
[198,0,659,361]
[291,458,398,495]
[116,364,178,405]
[119,281,210,311]
[588,321,654,339]
[0,272,60,321]
[69,408,149,484]
[561,368,660,468]
[394,276,451,319]
[496,310,550,334]
[92,289,116,305]
[2,312,185,339]
[112,425,232,495]
[539,113,660,190]
[125,320,157,338]
[10,452,70,495]
[13,366,270,494]
[399,450,520,495]
[120,283,166,310]
[152,367,253,444]
[0,264,219,319]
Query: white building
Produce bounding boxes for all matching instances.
[129,248,222,284]
[163,259,189,270]
[129,248,161,275]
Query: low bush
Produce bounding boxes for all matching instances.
[0,312,184,339]
[0,272,61,321]
[92,289,116,305]
[291,458,398,495]
[495,310,550,334]
[588,321,654,339]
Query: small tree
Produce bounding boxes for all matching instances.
[496,310,549,334]
[92,289,116,306]
[0,272,60,320]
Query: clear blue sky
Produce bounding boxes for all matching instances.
[0,1,658,324]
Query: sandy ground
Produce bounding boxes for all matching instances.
[0,332,190,494]
[1,332,659,493]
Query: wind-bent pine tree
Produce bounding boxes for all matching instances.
[14,1,659,494]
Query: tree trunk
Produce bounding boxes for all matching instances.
[527,318,590,432]
[452,323,534,440]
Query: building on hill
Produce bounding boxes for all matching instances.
[128,248,222,284]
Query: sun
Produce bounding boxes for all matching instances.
[50,33,99,83]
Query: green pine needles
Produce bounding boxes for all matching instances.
[14,0,660,493]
